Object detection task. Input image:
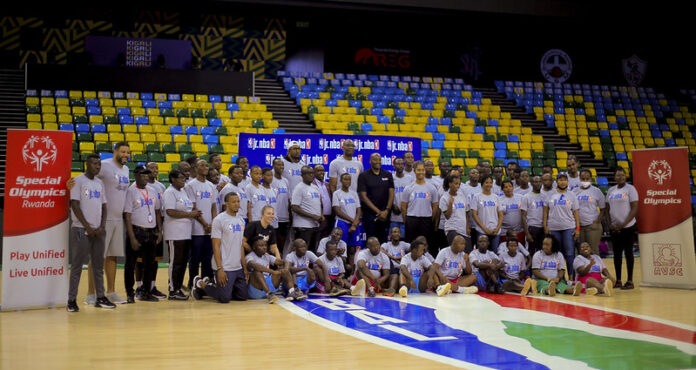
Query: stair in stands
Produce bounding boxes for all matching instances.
[255,79,319,134]
[0,68,27,202]
[479,87,615,182]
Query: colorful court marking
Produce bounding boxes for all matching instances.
[282,293,696,369]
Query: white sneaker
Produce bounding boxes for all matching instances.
[107,292,127,304]
[398,285,408,297]
[436,283,452,297]
[84,294,96,305]
[462,286,479,294]
[585,287,598,296]
[350,279,366,297]
[603,279,613,297]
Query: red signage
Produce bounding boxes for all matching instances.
[3,130,72,236]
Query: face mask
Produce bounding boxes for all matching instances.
[581,181,592,188]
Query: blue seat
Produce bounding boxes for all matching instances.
[494,142,506,150]
[142,100,156,109]
[117,107,131,116]
[75,123,90,133]
[431,141,444,149]
[91,124,106,133]
[208,118,222,127]
[185,126,199,135]
[135,116,149,125]
[170,126,183,135]
[273,128,285,134]
[596,177,609,186]
[203,135,219,144]
[119,115,134,124]
[59,123,74,131]
[87,106,102,115]
[200,126,216,136]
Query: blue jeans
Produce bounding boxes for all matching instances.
[551,229,575,278]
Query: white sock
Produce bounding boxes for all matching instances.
[151,281,156,289]
[289,287,295,294]
[456,286,465,293]
[136,281,143,288]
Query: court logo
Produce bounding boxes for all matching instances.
[540,49,572,84]
[22,135,58,172]
[647,159,672,185]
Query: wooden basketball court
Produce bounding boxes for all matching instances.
[1,257,694,369]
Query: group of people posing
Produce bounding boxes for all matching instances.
[66,139,638,311]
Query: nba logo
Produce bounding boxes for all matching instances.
[387,140,392,151]
[247,138,254,148]
[391,155,396,163]
[373,140,379,150]
[305,138,311,149]
[407,141,413,151]
[265,154,272,164]
[284,138,290,148]
[357,154,363,162]
[319,138,325,150]
[323,154,328,164]
[302,154,308,163]
[270,138,276,149]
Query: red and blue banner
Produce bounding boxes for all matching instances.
[2,129,72,311]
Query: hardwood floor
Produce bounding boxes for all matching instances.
[1,257,694,369]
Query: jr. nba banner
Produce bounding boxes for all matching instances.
[2,129,72,310]
[632,147,696,289]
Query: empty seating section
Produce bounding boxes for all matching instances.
[497,80,696,193]
[26,89,277,184]
[279,71,540,173]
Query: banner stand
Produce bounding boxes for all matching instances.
[632,147,696,290]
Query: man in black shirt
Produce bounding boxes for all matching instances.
[357,153,395,244]
[243,205,280,259]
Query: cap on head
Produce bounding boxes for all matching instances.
[134,165,152,175]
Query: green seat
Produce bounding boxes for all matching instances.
[532,151,544,159]
[190,109,203,118]
[104,115,118,124]
[148,152,165,162]
[178,144,192,153]
[72,151,80,161]
[214,127,228,136]
[77,133,93,142]
[96,142,112,152]
[162,143,177,153]
[175,108,189,117]
[209,144,224,153]
[543,143,555,151]
[484,134,496,141]
[508,151,519,159]
[544,150,556,159]
[449,125,460,133]
[441,149,453,158]
[158,173,169,182]
[146,143,160,153]
[160,108,174,117]
[71,161,83,172]
[468,149,480,158]
[347,122,359,131]
[204,109,217,118]
[73,115,88,124]
[27,105,41,114]
[391,116,404,124]
[358,107,369,115]
[132,153,148,162]
[251,119,264,128]
[70,98,85,107]
[181,152,195,161]
[454,149,467,158]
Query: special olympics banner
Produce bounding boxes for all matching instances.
[632,147,696,289]
[237,133,421,172]
[2,130,72,311]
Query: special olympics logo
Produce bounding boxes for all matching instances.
[22,135,58,172]
[540,49,572,84]
[647,159,672,185]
